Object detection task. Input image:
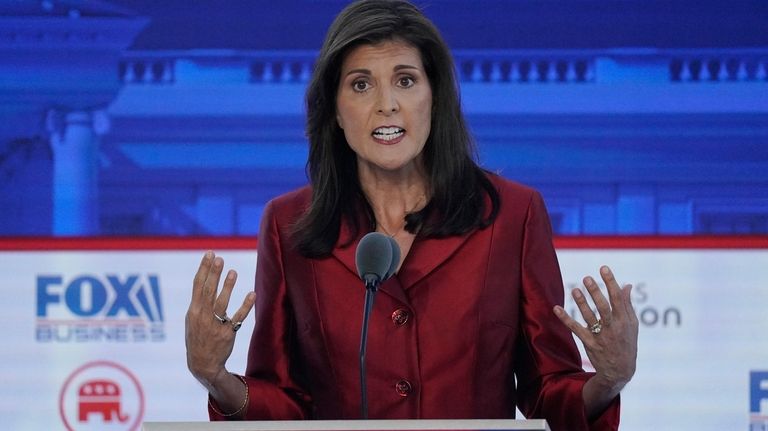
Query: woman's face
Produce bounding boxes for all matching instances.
[336,40,432,176]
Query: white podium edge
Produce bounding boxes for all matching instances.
[142,419,550,431]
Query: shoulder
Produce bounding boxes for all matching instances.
[269,186,312,208]
[261,186,312,230]
[484,171,539,204]
[482,173,554,244]
[482,172,551,231]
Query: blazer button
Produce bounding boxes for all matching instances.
[395,379,412,397]
[391,308,409,326]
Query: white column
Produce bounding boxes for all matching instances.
[49,110,107,235]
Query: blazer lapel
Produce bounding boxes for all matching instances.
[397,232,473,290]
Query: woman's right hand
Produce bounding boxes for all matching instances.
[185,251,255,390]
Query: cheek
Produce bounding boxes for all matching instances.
[336,100,363,132]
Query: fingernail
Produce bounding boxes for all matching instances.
[600,266,611,275]
[205,250,213,259]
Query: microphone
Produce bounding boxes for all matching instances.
[385,236,401,281]
[355,232,394,291]
[355,232,400,418]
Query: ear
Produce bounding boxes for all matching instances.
[336,113,344,129]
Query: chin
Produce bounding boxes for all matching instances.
[376,162,407,172]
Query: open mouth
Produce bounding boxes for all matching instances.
[372,126,405,142]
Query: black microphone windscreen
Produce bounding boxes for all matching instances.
[355,232,393,282]
[385,236,400,280]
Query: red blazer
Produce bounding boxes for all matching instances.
[210,174,620,430]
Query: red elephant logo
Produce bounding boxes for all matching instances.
[60,360,144,431]
[77,379,129,423]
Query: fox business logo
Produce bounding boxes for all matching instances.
[36,274,165,343]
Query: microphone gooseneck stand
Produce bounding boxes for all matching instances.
[359,275,379,419]
[355,232,399,419]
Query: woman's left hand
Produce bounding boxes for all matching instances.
[554,265,639,392]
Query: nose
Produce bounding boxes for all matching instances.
[376,85,399,115]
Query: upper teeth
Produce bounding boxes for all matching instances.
[373,127,404,141]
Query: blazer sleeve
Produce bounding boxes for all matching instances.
[514,191,620,431]
[209,199,312,420]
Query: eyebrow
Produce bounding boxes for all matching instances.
[343,64,421,78]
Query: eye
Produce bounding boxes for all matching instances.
[397,76,415,88]
[352,79,371,93]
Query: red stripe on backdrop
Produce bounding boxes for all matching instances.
[1,235,768,250]
[553,235,768,249]
[0,237,258,251]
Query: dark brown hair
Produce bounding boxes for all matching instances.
[293,0,500,257]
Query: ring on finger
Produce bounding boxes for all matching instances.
[588,319,603,335]
[231,321,242,332]
[213,311,230,324]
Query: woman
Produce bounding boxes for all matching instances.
[185,1,638,430]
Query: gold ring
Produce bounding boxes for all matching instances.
[589,320,602,334]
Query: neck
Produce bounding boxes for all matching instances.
[358,166,428,237]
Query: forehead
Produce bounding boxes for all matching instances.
[340,40,424,72]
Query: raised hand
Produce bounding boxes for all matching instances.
[554,265,639,417]
[186,251,255,389]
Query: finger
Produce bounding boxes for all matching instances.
[622,284,639,324]
[553,306,592,341]
[599,265,624,316]
[583,274,611,323]
[214,270,238,317]
[571,288,598,325]
[191,251,214,304]
[229,292,257,330]
[203,256,225,306]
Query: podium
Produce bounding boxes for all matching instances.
[142,419,550,431]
